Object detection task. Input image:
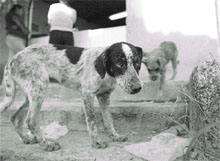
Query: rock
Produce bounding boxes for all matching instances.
[40,121,68,140]
[124,131,192,161]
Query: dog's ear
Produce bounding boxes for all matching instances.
[94,51,107,79]
[135,46,143,60]
[157,57,166,69]
[157,59,161,68]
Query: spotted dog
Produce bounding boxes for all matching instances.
[142,41,178,101]
[0,42,143,151]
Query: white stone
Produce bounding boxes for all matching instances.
[124,132,192,161]
[40,121,68,140]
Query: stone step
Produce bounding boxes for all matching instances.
[0,80,187,101]
[0,80,187,117]
[1,98,187,131]
[2,100,186,132]
[1,81,188,134]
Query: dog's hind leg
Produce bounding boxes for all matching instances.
[81,91,108,149]
[11,96,38,144]
[24,81,60,151]
[25,94,60,151]
[97,91,128,142]
[14,65,60,151]
[0,65,16,112]
[170,50,178,80]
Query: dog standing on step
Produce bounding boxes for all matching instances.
[142,41,179,101]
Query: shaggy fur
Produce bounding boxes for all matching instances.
[0,42,143,151]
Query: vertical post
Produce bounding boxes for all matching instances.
[28,0,34,39]
[215,0,220,56]
[26,0,34,46]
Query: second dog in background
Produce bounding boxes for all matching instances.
[142,41,179,101]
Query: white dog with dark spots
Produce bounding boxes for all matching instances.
[0,42,143,151]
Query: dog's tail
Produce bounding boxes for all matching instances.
[0,63,16,113]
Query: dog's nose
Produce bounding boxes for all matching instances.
[151,76,157,81]
[131,86,141,94]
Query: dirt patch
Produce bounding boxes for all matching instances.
[0,149,44,161]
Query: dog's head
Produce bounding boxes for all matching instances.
[94,42,143,94]
[142,50,165,81]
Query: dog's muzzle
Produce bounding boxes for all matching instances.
[130,85,141,94]
[151,76,158,81]
[116,69,142,94]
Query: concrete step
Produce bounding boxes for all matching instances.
[1,100,187,137]
[0,80,187,101]
[0,81,187,113]
[112,80,187,102]
[0,81,188,128]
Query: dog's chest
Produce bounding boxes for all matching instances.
[94,77,116,94]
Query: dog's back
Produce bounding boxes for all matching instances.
[159,41,178,61]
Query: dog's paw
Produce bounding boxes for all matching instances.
[20,133,38,144]
[112,134,128,142]
[41,140,61,152]
[92,140,108,149]
[22,136,38,144]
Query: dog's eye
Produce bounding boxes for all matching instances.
[133,63,140,70]
[116,62,124,68]
[135,64,140,68]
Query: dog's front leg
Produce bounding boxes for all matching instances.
[157,73,166,101]
[81,91,108,149]
[96,91,128,142]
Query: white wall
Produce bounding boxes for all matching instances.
[140,0,217,39]
[74,26,126,48]
[29,26,126,48]
[126,0,218,81]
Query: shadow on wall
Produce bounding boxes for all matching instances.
[127,18,218,81]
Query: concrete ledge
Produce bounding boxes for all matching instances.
[112,80,187,101]
[0,81,187,129]
[0,80,188,101]
[1,98,186,131]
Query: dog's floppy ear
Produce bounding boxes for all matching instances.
[157,59,161,68]
[157,57,166,69]
[94,51,107,79]
[135,46,143,60]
